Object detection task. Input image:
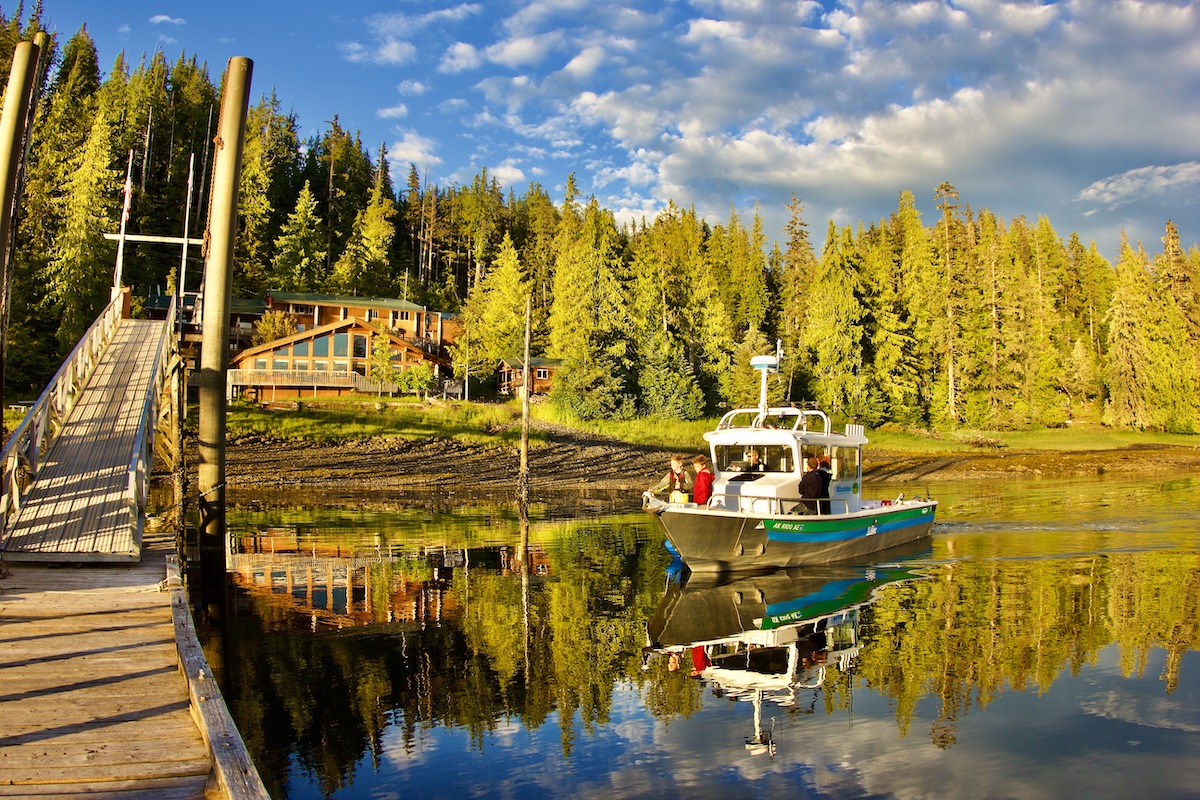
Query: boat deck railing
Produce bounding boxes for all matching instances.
[715,406,831,434]
[704,493,851,516]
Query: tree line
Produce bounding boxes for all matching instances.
[3,9,1198,430]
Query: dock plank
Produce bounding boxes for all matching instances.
[0,540,211,798]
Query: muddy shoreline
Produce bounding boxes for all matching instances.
[220,422,1200,500]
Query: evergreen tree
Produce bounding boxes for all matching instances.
[329,161,396,296]
[48,105,120,349]
[548,198,633,419]
[1104,235,1157,429]
[451,233,530,378]
[269,180,327,292]
[804,223,864,416]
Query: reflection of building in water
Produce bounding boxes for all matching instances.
[228,544,551,630]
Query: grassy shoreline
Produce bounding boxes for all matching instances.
[215,396,1200,456]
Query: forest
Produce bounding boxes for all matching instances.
[3,8,1199,432]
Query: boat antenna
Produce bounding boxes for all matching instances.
[751,345,781,415]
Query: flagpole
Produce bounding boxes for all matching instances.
[113,150,133,298]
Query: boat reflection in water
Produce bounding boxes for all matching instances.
[647,547,931,757]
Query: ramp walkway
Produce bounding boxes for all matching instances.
[0,295,174,562]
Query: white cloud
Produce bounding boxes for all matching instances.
[1077,163,1200,210]
[149,14,185,25]
[485,32,562,68]
[117,24,131,35]
[342,37,416,66]
[397,80,429,96]
[490,158,527,188]
[388,131,442,169]
[561,45,606,79]
[439,42,482,73]
[377,103,408,120]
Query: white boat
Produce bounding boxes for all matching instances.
[643,353,937,572]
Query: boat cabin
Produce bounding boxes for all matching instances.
[703,407,866,516]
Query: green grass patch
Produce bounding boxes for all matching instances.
[530,403,715,453]
[226,398,542,446]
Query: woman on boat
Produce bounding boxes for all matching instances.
[692,455,713,505]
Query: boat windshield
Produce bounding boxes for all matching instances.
[715,444,796,473]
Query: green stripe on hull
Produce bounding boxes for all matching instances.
[763,504,931,536]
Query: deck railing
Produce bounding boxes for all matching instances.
[126,300,177,547]
[0,291,127,535]
[228,368,399,395]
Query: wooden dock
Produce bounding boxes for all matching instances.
[0,534,211,798]
[1,318,164,563]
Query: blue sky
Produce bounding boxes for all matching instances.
[35,1,1200,261]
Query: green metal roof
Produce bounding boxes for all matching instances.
[266,291,426,312]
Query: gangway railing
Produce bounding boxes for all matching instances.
[127,299,177,543]
[0,291,127,530]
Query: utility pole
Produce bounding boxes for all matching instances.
[197,57,252,592]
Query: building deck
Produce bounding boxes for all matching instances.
[2,318,164,563]
[0,534,210,798]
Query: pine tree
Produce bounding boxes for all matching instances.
[451,233,530,378]
[803,223,864,416]
[329,162,396,296]
[1104,235,1156,429]
[548,198,633,419]
[269,180,327,292]
[48,105,120,349]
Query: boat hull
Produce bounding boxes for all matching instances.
[647,500,936,572]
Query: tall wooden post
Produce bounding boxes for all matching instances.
[197,57,252,591]
[517,295,532,571]
[0,39,41,437]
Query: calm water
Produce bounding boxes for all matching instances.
[198,477,1200,800]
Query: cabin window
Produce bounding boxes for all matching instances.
[272,359,288,371]
[293,360,308,371]
[312,336,330,357]
[293,341,309,357]
[333,361,349,373]
[253,358,267,370]
[830,446,860,481]
[400,311,411,321]
[536,368,549,379]
[333,334,349,358]
[352,335,368,359]
[312,361,328,371]
[713,444,795,473]
[273,347,288,358]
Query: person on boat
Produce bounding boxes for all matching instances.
[746,449,765,471]
[817,456,832,514]
[799,456,823,513]
[651,455,693,502]
[692,455,714,505]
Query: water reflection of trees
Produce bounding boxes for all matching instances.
[857,552,1200,748]
[210,535,1199,798]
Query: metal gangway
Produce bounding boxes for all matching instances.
[0,291,178,562]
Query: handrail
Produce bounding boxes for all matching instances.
[714,406,831,434]
[0,291,126,535]
[166,556,271,799]
[706,492,851,516]
[126,300,177,548]
[227,368,399,395]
